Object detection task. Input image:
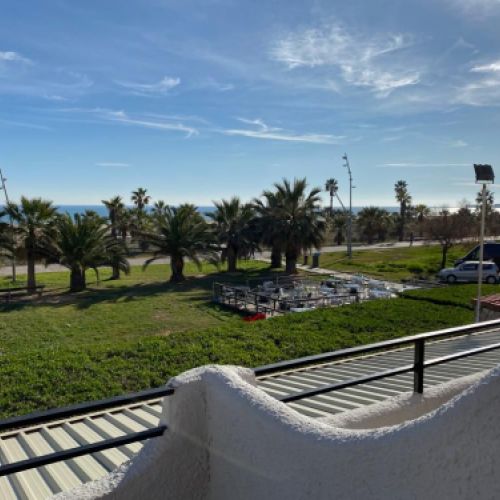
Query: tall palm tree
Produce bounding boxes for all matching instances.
[52,213,130,292]
[414,203,430,238]
[152,200,168,221]
[141,204,217,282]
[131,188,151,212]
[273,178,325,274]
[102,196,126,279]
[357,207,391,244]
[394,180,412,241]
[325,178,339,216]
[253,190,285,268]
[208,197,257,272]
[331,209,347,246]
[6,197,57,293]
[102,196,124,238]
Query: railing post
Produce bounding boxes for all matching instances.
[414,339,425,394]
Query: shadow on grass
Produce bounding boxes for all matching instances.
[0,266,290,312]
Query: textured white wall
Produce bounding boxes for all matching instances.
[56,365,500,500]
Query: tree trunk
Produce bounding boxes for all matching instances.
[399,204,405,241]
[170,256,185,282]
[227,246,237,272]
[285,249,298,274]
[70,267,86,292]
[26,246,36,294]
[440,245,448,270]
[111,265,120,280]
[270,243,282,268]
[330,196,333,216]
[336,229,343,246]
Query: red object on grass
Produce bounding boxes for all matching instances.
[243,313,266,322]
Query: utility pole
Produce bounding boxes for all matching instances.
[342,154,353,259]
[0,168,16,282]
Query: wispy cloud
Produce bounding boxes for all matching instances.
[0,118,51,131]
[0,51,31,64]
[378,162,469,168]
[95,162,131,168]
[60,107,198,137]
[471,60,500,73]
[222,118,344,144]
[270,24,420,97]
[115,76,180,95]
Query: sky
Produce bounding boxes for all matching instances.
[1,0,500,208]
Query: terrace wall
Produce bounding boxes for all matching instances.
[58,365,500,500]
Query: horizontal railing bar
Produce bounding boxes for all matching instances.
[0,425,167,477]
[254,320,500,376]
[278,365,414,403]
[0,387,174,434]
[424,341,500,368]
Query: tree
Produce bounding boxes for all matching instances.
[141,204,217,282]
[131,188,151,212]
[394,180,412,241]
[209,197,257,272]
[152,200,168,221]
[6,197,57,293]
[102,196,126,279]
[52,213,130,292]
[414,204,430,238]
[425,210,464,269]
[325,178,339,216]
[356,207,391,244]
[331,209,347,246]
[273,178,325,274]
[253,190,285,268]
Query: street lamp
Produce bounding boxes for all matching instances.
[342,153,353,259]
[474,163,495,323]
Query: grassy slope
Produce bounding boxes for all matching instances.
[0,259,487,418]
[320,243,474,281]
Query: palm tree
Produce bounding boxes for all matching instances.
[325,178,339,215]
[394,180,412,241]
[141,204,217,282]
[131,187,151,212]
[52,213,130,292]
[357,207,391,244]
[209,197,257,272]
[253,190,285,269]
[331,209,347,245]
[414,204,430,238]
[152,200,168,221]
[102,196,124,238]
[103,196,126,279]
[274,178,326,274]
[6,197,57,293]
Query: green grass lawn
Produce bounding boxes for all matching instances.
[0,257,493,419]
[320,243,475,281]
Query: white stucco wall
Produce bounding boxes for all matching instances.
[56,365,500,500]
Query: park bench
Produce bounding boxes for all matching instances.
[0,285,45,303]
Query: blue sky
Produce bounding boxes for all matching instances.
[1,0,500,208]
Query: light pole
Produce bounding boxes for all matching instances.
[342,153,353,258]
[474,164,495,323]
[0,168,16,282]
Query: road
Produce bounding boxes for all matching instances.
[0,240,435,277]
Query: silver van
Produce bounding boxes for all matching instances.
[438,261,499,284]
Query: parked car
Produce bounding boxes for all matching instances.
[438,261,499,284]
[455,243,500,267]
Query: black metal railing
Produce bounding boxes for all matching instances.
[2,319,500,478]
[254,319,500,403]
[0,386,174,477]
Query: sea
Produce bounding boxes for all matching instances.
[12,205,404,218]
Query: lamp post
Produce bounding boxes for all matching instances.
[474,163,495,323]
[342,153,353,259]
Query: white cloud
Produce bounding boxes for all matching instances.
[222,118,344,144]
[270,24,420,97]
[471,60,500,73]
[115,76,181,95]
[59,107,198,137]
[0,51,31,64]
[449,0,500,14]
[450,139,468,147]
[378,163,469,168]
[95,162,131,168]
